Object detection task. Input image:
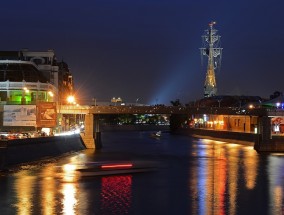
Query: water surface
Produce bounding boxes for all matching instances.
[0,131,283,215]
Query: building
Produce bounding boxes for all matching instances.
[0,60,56,105]
[57,61,74,104]
[0,49,74,132]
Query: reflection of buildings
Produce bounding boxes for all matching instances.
[14,170,36,214]
[0,49,74,131]
[268,156,284,215]
[189,141,259,214]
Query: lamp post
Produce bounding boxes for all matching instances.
[111,97,122,106]
[66,95,76,130]
[217,99,222,108]
[48,91,54,102]
[92,97,97,106]
[22,87,29,104]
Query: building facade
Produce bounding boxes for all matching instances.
[0,50,74,132]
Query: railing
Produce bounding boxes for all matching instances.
[58,105,284,116]
[0,80,57,92]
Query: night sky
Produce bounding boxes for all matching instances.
[0,0,283,105]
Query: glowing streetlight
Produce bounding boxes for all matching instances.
[48,91,54,97]
[111,97,122,106]
[23,87,29,93]
[67,95,75,104]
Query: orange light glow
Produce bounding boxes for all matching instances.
[67,95,75,104]
[101,164,133,169]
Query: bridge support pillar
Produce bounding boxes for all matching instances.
[94,115,102,149]
[254,116,273,152]
[80,113,95,148]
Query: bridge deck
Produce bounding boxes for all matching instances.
[58,105,272,116]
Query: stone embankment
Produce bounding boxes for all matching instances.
[0,134,85,169]
[174,128,258,146]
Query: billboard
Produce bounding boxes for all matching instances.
[271,116,284,134]
[3,105,36,126]
[36,102,57,127]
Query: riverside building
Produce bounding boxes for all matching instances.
[0,50,74,133]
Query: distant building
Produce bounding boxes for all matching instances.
[57,61,74,104]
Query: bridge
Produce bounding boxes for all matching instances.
[57,105,284,152]
[58,105,268,116]
[57,104,284,151]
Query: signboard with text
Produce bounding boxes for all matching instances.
[36,102,57,127]
[3,105,36,126]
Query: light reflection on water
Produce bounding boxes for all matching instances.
[190,139,258,215]
[61,183,77,215]
[40,166,56,215]
[268,155,284,215]
[13,171,36,215]
[101,175,132,214]
[1,132,284,214]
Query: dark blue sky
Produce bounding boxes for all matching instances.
[0,0,283,104]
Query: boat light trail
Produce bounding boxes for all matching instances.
[101,164,133,169]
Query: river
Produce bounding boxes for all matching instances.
[0,131,284,215]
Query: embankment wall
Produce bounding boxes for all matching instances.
[0,134,85,168]
[174,128,258,146]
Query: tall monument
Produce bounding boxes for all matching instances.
[200,22,222,97]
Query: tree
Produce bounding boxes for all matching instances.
[170,99,182,106]
[270,91,283,100]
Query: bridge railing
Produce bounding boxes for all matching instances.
[57,104,280,116]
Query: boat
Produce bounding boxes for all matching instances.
[151,131,162,138]
[80,161,157,176]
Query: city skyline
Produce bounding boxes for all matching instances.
[0,0,283,105]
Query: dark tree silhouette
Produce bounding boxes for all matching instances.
[270,91,283,100]
[170,99,182,106]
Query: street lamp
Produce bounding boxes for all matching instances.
[23,87,29,93]
[66,95,76,130]
[92,97,97,106]
[217,99,222,108]
[47,91,54,102]
[249,104,254,109]
[22,87,29,104]
[48,91,54,97]
[111,97,122,106]
[67,95,75,104]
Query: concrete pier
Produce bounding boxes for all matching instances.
[80,113,95,149]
